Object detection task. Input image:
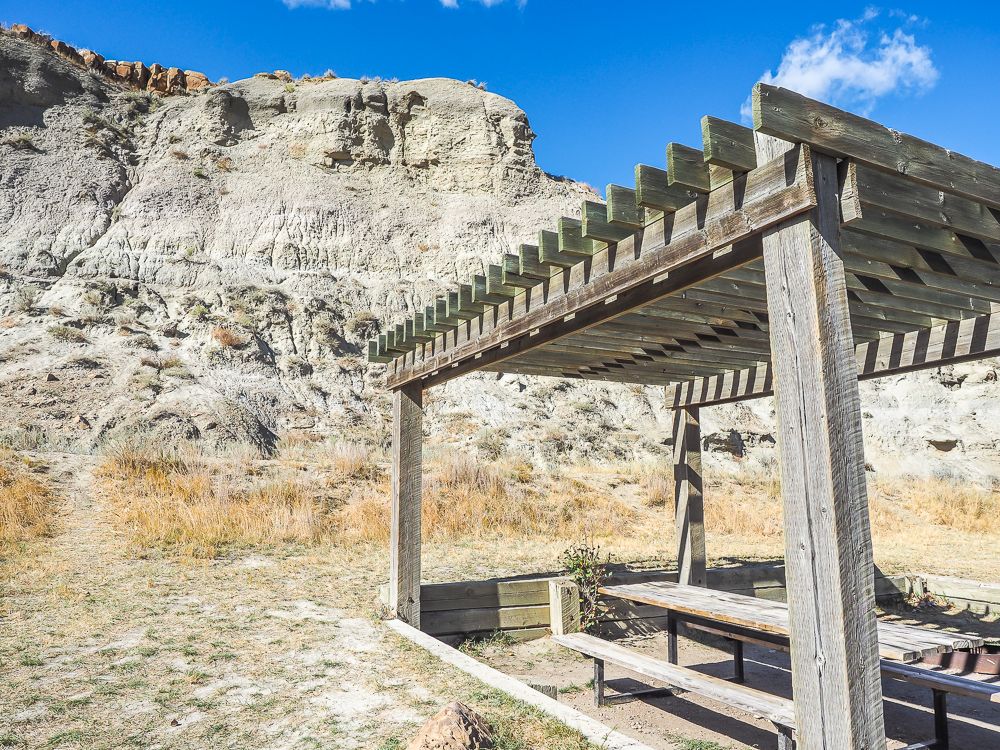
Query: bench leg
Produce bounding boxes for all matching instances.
[593,658,605,707]
[932,689,949,749]
[667,615,678,665]
[775,723,795,750]
[730,638,745,683]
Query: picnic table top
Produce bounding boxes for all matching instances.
[600,580,984,663]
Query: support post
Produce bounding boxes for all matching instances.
[549,578,581,636]
[758,137,885,749]
[672,406,706,587]
[389,382,423,628]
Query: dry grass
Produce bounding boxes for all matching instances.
[0,452,58,553]
[211,326,246,348]
[341,450,635,545]
[874,477,1000,535]
[97,445,337,557]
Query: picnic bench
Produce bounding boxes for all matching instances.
[552,581,995,749]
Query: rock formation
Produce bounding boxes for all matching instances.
[1,27,999,482]
[5,24,212,94]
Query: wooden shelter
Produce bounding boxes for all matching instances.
[368,84,1000,749]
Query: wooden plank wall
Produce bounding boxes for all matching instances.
[399,565,910,641]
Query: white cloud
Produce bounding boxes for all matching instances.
[742,10,938,121]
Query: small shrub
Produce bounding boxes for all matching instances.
[284,83,296,93]
[47,325,88,344]
[170,149,189,160]
[14,287,39,313]
[124,333,158,351]
[214,156,234,172]
[475,430,507,461]
[188,303,210,321]
[0,454,59,553]
[193,168,207,179]
[560,543,608,633]
[3,134,39,151]
[211,327,245,348]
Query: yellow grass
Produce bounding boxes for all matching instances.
[0,452,58,552]
[97,445,337,557]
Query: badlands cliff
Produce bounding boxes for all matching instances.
[1,26,999,481]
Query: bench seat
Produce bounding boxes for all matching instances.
[553,632,796,729]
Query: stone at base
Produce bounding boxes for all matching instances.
[406,701,494,750]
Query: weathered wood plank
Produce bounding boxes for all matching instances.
[582,199,634,242]
[421,604,550,635]
[554,632,797,728]
[760,145,885,748]
[701,116,757,172]
[537,229,579,268]
[389,382,423,627]
[754,83,1000,209]
[606,184,645,229]
[634,164,698,211]
[667,142,711,192]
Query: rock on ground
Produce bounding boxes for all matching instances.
[407,702,494,750]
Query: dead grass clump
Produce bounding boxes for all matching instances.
[97,445,337,557]
[875,478,1000,535]
[0,452,58,552]
[211,326,245,348]
[706,469,784,537]
[329,442,382,481]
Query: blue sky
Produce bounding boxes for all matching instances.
[4,1,999,191]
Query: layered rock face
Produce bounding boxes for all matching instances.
[1,30,998,481]
[6,24,211,94]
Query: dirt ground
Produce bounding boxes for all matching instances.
[3,449,1000,749]
[0,453,596,750]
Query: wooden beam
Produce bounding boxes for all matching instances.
[606,185,645,229]
[390,382,423,628]
[673,406,706,588]
[537,229,579,268]
[635,164,698,212]
[386,144,816,389]
[701,116,757,172]
[753,83,1000,209]
[582,200,633,243]
[667,142,711,192]
[759,144,885,749]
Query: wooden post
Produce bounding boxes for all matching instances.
[549,578,581,635]
[672,406,706,587]
[758,137,885,749]
[389,381,423,627]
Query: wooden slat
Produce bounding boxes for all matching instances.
[842,160,1000,244]
[754,83,1000,209]
[386,144,816,389]
[668,312,1000,407]
[701,116,757,172]
[558,216,604,257]
[553,632,796,728]
[606,185,644,229]
[582,200,634,242]
[667,142,711,192]
[635,164,698,211]
[759,144,885,747]
[537,229,578,268]
[422,604,550,635]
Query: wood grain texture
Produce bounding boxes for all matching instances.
[548,578,581,636]
[701,115,757,172]
[753,83,1000,209]
[759,145,886,749]
[672,406,706,587]
[389,382,423,627]
[667,142,711,192]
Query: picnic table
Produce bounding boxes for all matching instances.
[600,580,984,663]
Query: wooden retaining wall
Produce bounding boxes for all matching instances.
[394,564,911,641]
[916,574,1000,616]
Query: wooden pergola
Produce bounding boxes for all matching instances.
[368,84,1000,749]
